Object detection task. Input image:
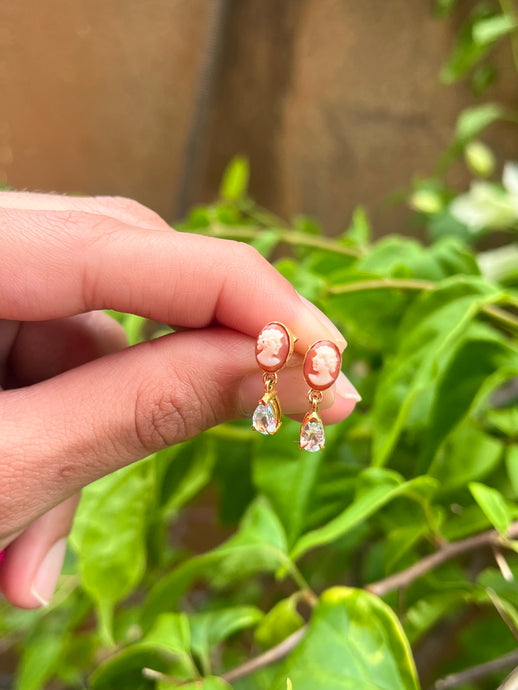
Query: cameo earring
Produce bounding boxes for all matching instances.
[300,340,342,452]
[252,322,296,435]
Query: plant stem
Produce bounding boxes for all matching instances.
[499,0,518,74]
[145,522,518,686]
[329,277,518,332]
[196,224,364,258]
[367,521,518,597]
[329,278,434,294]
[434,649,518,689]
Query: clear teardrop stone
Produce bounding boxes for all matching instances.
[299,420,325,452]
[253,402,278,435]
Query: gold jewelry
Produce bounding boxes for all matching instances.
[299,340,341,452]
[252,322,296,435]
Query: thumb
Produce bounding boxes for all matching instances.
[0,328,350,540]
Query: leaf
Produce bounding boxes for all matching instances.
[469,482,512,534]
[473,14,517,45]
[405,591,470,644]
[15,632,63,690]
[290,471,436,562]
[372,277,503,467]
[252,425,324,546]
[90,647,174,690]
[422,337,518,469]
[455,104,504,143]
[91,614,197,689]
[160,438,216,519]
[251,229,281,258]
[270,587,419,690]
[190,607,263,672]
[440,29,491,84]
[506,445,518,495]
[342,206,371,246]
[70,462,151,643]
[220,156,250,201]
[429,425,503,490]
[143,498,291,628]
[254,595,305,649]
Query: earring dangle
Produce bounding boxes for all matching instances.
[252,322,296,435]
[300,340,342,452]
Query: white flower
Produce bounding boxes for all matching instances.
[450,172,518,232]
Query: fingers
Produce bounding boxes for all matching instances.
[8,311,128,386]
[0,310,128,608]
[0,328,357,540]
[0,194,346,355]
[0,192,169,231]
[0,495,80,608]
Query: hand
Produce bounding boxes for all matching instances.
[0,193,359,608]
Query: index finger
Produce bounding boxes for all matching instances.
[0,202,346,352]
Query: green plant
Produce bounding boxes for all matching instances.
[1,157,518,689]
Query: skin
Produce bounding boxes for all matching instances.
[0,192,359,609]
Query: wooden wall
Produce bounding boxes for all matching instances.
[1,0,517,235]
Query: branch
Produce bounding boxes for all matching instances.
[367,521,518,597]
[328,278,518,332]
[142,628,307,686]
[434,649,518,689]
[221,627,306,684]
[143,522,518,686]
[195,224,364,258]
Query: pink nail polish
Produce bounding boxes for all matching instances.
[0,549,5,565]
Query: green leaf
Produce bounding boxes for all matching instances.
[430,425,503,490]
[70,462,151,643]
[143,498,292,628]
[422,337,518,468]
[90,647,174,690]
[372,277,502,466]
[506,445,518,495]
[15,632,63,690]
[251,229,281,258]
[144,613,191,659]
[342,206,371,246]
[472,14,517,45]
[291,471,436,562]
[220,156,250,201]
[464,140,495,177]
[405,591,470,644]
[160,438,216,519]
[469,482,512,534]
[253,426,324,545]
[270,587,419,690]
[254,595,305,649]
[455,104,504,143]
[190,607,263,672]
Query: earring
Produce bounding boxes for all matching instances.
[300,340,342,452]
[252,322,296,435]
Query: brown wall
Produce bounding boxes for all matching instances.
[1,0,517,236]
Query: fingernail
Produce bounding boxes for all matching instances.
[30,538,67,607]
[0,549,5,565]
[336,372,361,402]
[298,294,347,351]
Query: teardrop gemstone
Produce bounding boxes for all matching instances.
[253,402,279,435]
[299,420,325,452]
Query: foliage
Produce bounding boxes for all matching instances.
[1,156,517,689]
[2,4,518,689]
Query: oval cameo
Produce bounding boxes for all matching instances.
[255,322,291,373]
[303,340,341,391]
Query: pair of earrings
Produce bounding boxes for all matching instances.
[252,322,342,452]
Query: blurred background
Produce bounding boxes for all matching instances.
[1,0,517,236]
